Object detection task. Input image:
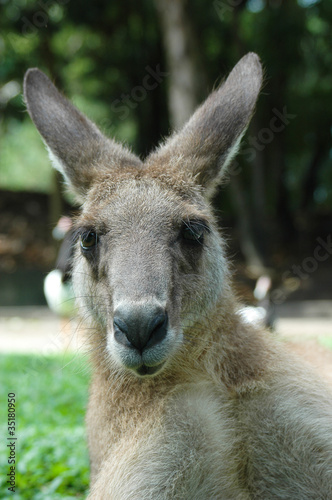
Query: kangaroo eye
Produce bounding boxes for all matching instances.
[181,220,209,244]
[182,226,204,242]
[81,231,98,251]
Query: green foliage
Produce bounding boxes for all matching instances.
[0,119,52,193]
[0,353,90,498]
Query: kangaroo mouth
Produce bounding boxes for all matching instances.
[109,324,181,377]
[135,362,165,377]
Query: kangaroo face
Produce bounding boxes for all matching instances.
[73,177,226,376]
[24,53,262,377]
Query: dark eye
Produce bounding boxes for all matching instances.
[81,231,98,251]
[181,220,209,244]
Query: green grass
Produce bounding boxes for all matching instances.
[0,353,91,499]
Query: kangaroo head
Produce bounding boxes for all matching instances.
[24,53,262,378]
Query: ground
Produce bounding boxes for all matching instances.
[275,301,332,386]
[0,301,331,386]
[286,338,332,386]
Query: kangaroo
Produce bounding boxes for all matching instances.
[24,53,332,499]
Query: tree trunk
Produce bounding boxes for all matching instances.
[153,0,207,129]
[230,176,266,272]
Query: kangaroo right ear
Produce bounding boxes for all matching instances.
[146,53,263,199]
[24,69,141,200]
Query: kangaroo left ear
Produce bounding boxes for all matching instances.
[146,53,263,198]
[24,69,142,200]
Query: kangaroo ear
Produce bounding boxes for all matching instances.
[146,53,263,198]
[24,69,141,200]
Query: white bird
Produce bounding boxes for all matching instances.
[44,269,76,317]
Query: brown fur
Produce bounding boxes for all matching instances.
[24,54,332,499]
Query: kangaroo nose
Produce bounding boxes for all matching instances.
[113,304,168,351]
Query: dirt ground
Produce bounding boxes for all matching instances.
[277,318,332,386]
[0,302,331,386]
[275,301,332,386]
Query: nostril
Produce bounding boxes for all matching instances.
[113,317,129,335]
[150,313,167,333]
[146,312,168,348]
[113,317,131,347]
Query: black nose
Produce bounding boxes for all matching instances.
[113,304,168,351]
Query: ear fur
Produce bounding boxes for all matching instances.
[146,52,263,198]
[24,69,141,199]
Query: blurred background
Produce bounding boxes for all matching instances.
[1,0,332,307]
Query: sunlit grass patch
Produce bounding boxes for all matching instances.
[0,353,91,499]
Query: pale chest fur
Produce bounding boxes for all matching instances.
[86,376,249,499]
